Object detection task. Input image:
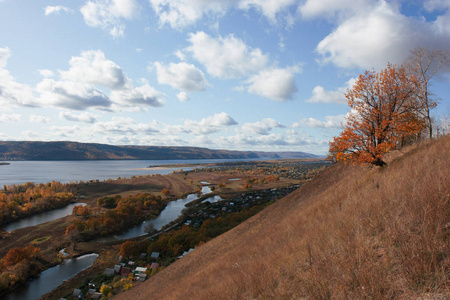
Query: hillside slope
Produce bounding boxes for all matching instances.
[115,136,449,299]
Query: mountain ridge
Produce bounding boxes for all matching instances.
[0,141,319,161]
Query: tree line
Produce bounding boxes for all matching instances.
[0,181,76,227]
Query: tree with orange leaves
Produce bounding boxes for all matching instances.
[329,63,425,166]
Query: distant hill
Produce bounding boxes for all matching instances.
[115,136,450,299]
[0,141,319,161]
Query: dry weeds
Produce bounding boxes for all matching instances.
[114,136,449,300]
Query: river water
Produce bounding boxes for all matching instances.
[5,253,99,300]
[3,203,86,232]
[0,158,259,186]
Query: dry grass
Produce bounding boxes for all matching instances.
[114,136,450,300]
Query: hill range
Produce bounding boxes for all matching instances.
[0,141,320,161]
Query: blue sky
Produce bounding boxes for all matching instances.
[0,0,449,155]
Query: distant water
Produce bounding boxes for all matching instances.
[0,158,260,186]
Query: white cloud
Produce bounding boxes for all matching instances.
[187,31,269,79]
[39,69,54,78]
[0,47,10,69]
[36,79,111,110]
[81,0,138,38]
[313,1,450,69]
[217,130,325,149]
[45,6,71,16]
[164,112,238,135]
[149,0,233,29]
[424,0,450,11]
[299,0,372,20]
[59,111,98,123]
[246,66,300,101]
[92,117,159,135]
[239,0,296,21]
[296,114,345,129]
[240,118,284,135]
[177,92,189,102]
[154,61,208,94]
[174,50,186,61]
[60,50,128,89]
[30,115,51,123]
[110,84,165,107]
[0,113,20,122]
[0,47,37,107]
[306,78,356,104]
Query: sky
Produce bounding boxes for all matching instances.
[0,0,449,155]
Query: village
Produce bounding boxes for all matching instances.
[62,183,303,299]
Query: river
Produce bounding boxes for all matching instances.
[3,203,86,232]
[5,253,99,300]
[0,158,260,186]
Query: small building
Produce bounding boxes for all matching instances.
[104,268,114,276]
[120,267,132,277]
[150,252,160,259]
[135,267,147,275]
[72,289,82,297]
[90,292,102,299]
[114,265,122,274]
[87,288,96,295]
[136,274,147,282]
[140,253,147,259]
[128,261,135,266]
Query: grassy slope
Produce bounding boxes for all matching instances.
[114,136,449,299]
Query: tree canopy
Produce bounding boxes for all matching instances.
[329,63,425,166]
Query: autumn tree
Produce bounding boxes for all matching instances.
[329,63,425,166]
[161,188,170,196]
[406,48,449,138]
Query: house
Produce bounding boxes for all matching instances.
[90,292,102,299]
[136,274,147,282]
[140,253,147,259]
[120,267,132,277]
[150,252,160,259]
[114,265,122,274]
[135,267,147,275]
[87,288,96,294]
[72,289,82,297]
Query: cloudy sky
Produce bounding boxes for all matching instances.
[1,0,449,155]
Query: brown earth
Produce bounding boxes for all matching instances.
[113,136,450,300]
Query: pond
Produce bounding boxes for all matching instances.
[5,253,98,300]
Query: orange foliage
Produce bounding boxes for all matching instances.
[0,181,75,226]
[161,188,170,196]
[3,245,40,266]
[329,63,425,166]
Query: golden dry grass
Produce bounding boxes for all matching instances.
[114,136,450,300]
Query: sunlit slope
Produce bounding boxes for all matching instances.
[115,136,449,299]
